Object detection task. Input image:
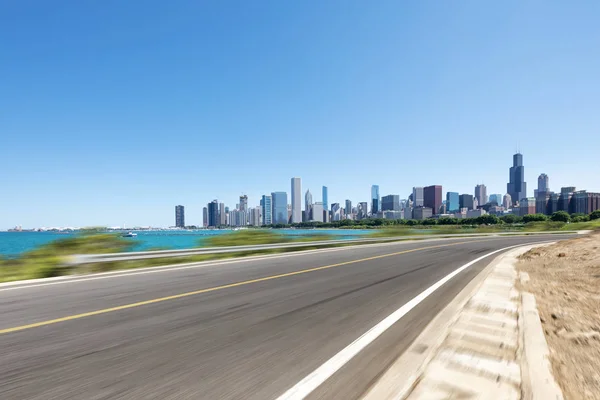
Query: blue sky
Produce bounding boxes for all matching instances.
[1,1,599,228]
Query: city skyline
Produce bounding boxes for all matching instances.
[2,3,600,229]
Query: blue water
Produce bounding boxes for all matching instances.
[0,229,374,257]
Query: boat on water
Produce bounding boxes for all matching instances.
[122,232,137,237]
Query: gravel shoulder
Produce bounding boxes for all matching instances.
[518,232,600,399]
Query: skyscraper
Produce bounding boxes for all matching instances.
[175,205,185,228]
[446,192,460,213]
[202,207,208,227]
[291,177,302,223]
[424,185,442,215]
[489,194,502,205]
[345,200,352,217]
[261,195,272,225]
[239,195,248,212]
[208,200,219,227]
[503,194,512,209]
[305,189,313,221]
[507,153,527,205]
[459,194,474,210]
[312,202,324,222]
[412,187,424,207]
[271,192,288,224]
[538,174,549,193]
[331,203,341,221]
[219,203,226,226]
[381,195,400,211]
[371,185,380,214]
[358,202,368,219]
[322,186,328,213]
[474,184,488,206]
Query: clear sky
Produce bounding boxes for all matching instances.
[2,1,599,228]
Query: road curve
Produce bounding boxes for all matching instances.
[0,235,573,399]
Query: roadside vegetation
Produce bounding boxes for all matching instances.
[0,230,335,283]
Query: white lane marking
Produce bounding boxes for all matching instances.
[0,239,434,292]
[275,243,526,400]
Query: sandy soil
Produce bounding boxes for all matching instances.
[519,233,600,399]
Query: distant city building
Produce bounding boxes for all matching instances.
[331,203,341,221]
[507,153,527,205]
[271,192,288,224]
[519,197,536,216]
[503,193,512,209]
[322,186,329,222]
[446,192,460,213]
[424,185,442,214]
[358,202,368,220]
[383,210,402,220]
[536,173,550,198]
[239,195,248,212]
[312,202,324,222]
[459,194,474,210]
[413,206,433,220]
[488,205,505,216]
[219,203,226,226]
[371,185,380,214]
[475,184,488,206]
[208,200,219,228]
[202,207,208,227]
[381,194,400,211]
[573,191,600,214]
[467,209,487,218]
[345,200,352,218]
[473,197,479,210]
[412,187,424,207]
[489,194,502,205]
[250,206,261,226]
[558,187,576,214]
[304,189,313,222]
[175,205,185,228]
[291,177,302,223]
[261,195,272,225]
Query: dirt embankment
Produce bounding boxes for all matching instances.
[519,233,600,399]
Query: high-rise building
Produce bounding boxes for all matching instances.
[322,186,328,214]
[312,202,324,222]
[358,202,368,220]
[503,194,512,209]
[175,205,185,228]
[239,195,248,212]
[381,195,400,211]
[261,195,272,225]
[331,203,341,221]
[219,203,226,226]
[507,153,527,205]
[371,185,380,214]
[202,207,208,227]
[446,192,460,213]
[459,194,474,210]
[538,174,550,194]
[424,185,442,214]
[475,184,488,206]
[304,189,313,222]
[250,206,261,227]
[271,192,288,224]
[345,200,352,217]
[573,191,600,214]
[291,177,302,223]
[558,187,576,214]
[412,187,424,207]
[208,200,219,227]
[519,198,536,216]
[489,194,502,205]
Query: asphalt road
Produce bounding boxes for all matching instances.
[0,235,573,399]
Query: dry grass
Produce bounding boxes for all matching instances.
[518,232,600,399]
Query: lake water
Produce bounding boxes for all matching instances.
[0,229,374,257]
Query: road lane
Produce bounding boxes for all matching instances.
[0,235,572,399]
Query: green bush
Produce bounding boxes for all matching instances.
[551,211,570,222]
[590,210,600,220]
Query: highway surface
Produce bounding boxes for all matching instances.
[0,234,573,399]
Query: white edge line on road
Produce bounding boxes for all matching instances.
[0,239,441,292]
[275,243,526,400]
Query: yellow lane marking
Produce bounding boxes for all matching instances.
[0,240,484,335]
